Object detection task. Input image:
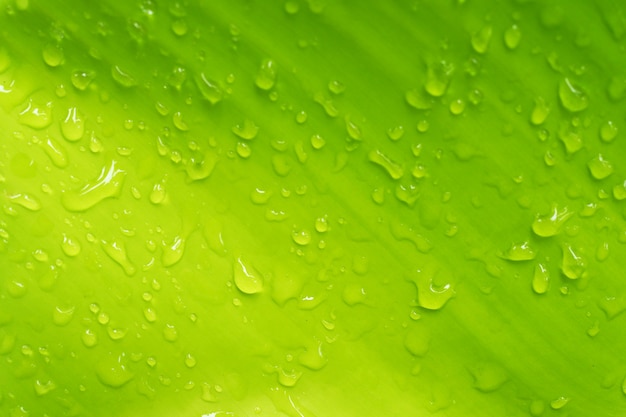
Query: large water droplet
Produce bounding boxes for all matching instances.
[471,25,493,54]
[232,119,259,140]
[234,257,263,294]
[42,43,64,67]
[19,99,52,129]
[368,149,404,179]
[162,235,185,267]
[532,205,572,237]
[559,78,588,112]
[96,353,134,388]
[411,268,455,310]
[587,154,613,180]
[61,160,126,211]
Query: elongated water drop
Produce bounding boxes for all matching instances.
[7,193,41,211]
[561,244,585,279]
[500,241,536,261]
[60,107,85,141]
[61,161,126,211]
[504,24,521,49]
[471,25,493,54]
[71,70,95,91]
[112,65,137,87]
[234,257,263,294]
[256,58,277,90]
[102,239,136,276]
[532,263,550,294]
[368,149,404,179]
[19,99,52,129]
[162,236,185,267]
[559,78,588,112]
[532,205,572,237]
[232,119,259,140]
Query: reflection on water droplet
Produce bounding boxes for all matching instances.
[111,65,137,87]
[7,193,41,211]
[82,328,97,347]
[163,235,185,267]
[163,323,178,342]
[310,134,325,149]
[234,257,263,294]
[291,229,311,246]
[368,149,404,179]
[61,160,126,211]
[232,119,259,140]
[71,70,96,91]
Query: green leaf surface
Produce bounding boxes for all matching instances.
[1,0,626,416]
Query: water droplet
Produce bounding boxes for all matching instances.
[61,160,126,211]
[277,367,302,387]
[470,362,508,392]
[449,98,465,115]
[284,1,299,14]
[532,205,572,237]
[596,241,610,262]
[328,79,345,94]
[588,154,613,180]
[171,18,188,36]
[387,125,404,141]
[600,120,618,142]
[185,353,197,368]
[404,324,431,356]
[96,353,134,388]
[292,229,311,246]
[530,97,550,125]
[471,25,493,54]
[368,149,404,179]
[256,58,277,90]
[614,181,626,200]
[424,60,453,97]
[411,268,454,310]
[298,340,327,370]
[34,379,56,396]
[111,65,137,88]
[532,263,550,294]
[81,328,98,347]
[52,305,74,326]
[162,235,185,267]
[310,134,325,149]
[7,193,41,211]
[163,323,178,342]
[390,221,432,253]
[559,125,583,154]
[344,116,362,140]
[504,24,521,49]
[499,241,536,261]
[405,88,432,110]
[7,280,27,298]
[195,73,223,104]
[232,119,259,140]
[107,326,127,341]
[313,92,339,117]
[186,151,218,181]
[236,141,251,158]
[149,182,166,204]
[19,99,52,129]
[561,244,585,279]
[342,284,367,306]
[234,257,263,294]
[102,239,136,276]
[42,43,64,67]
[144,307,157,322]
[71,70,95,91]
[295,110,307,124]
[550,396,569,410]
[60,107,85,141]
[314,216,328,233]
[559,78,588,112]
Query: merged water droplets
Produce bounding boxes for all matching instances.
[61,160,126,212]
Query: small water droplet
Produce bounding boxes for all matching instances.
[614,181,626,200]
[345,116,362,140]
[561,244,585,279]
[42,43,64,67]
[328,79,345,94]
[144,307,157,322]
[82,328,98,347]
[195,73,223,104]
[162,235,185,267]
[310,134,325,149]
[600,120,618,142]
[234,257,263,294]
[471,25,493,54]
[163,323,178,342]
[102,239,136,276]
[504,24,521,49]
[184,353,197,368]
[368,149,404,179]
[499,241,536,261]
[532,205,572,237]
[532,263,550,294]
[107,326,127,341]
[550,396,569,410]
[96,353,134,387]
[313,92,339,117]
[530,97,550,125]
[588,154,613,180]
[34,379,56,396]
[256,58,277,90]
[60,107,85,141]
[449,98,465,115]
[424,60,453,97]
[171,18,188,36]
[71,70,95,91]
[386,125,404,141]
[52,305,74,326]
[111,65,137,88]
[61,160,126,211]
[315,216,328,233]
[149,182,166,204]
[559,78,588,112]
[292,229,311,246]
[232,119,259,140]
[405,88,432,110]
